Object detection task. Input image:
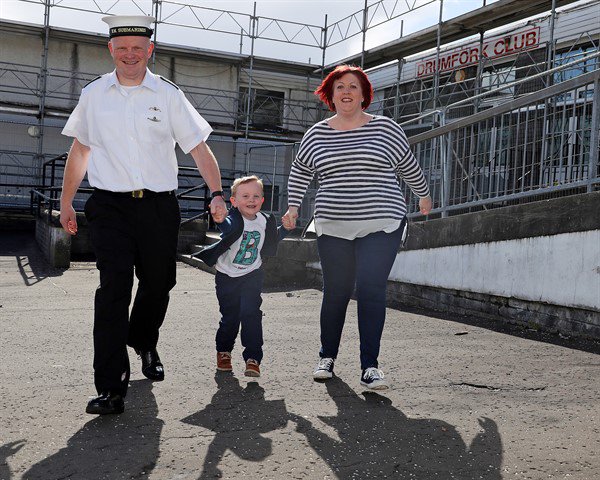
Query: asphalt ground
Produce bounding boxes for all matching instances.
[1,231,600,480]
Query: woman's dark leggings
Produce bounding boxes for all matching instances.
[316,220,405,369]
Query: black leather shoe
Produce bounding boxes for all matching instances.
[86,392,124,415]
[139,349,165,381]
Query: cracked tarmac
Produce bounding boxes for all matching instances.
[1,231,600,479]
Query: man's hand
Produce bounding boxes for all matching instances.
[282,206,299,230]
[419,195,432,215]
[59,139,90,236]
[60,203,78,235]
[210,195,227,223]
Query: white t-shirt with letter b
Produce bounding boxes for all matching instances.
[215,214,267,277]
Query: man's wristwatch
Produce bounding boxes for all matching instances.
[211,190,224,199]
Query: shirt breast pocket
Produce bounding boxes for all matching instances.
[137,105,171,143]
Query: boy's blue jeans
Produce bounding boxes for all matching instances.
[215,268,264,363]
[316,221,405,370]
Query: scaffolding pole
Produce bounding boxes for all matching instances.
[360,0,368,68]
[433,0,444,111]
[244,2,257,174]
[539,0,558,188]
[151,0,160,71]
[36,0,51,185]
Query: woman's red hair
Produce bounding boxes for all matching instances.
[314,64,374,112]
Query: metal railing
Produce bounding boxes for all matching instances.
[244,58,600,222]
[7,44,600,224]
[27,154,240,227]
[403,68,600,217]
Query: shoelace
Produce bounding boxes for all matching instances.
[363,367,384,381]
[220,352,232,359]
[317,358,334,370]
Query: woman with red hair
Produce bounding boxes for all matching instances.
[282,65,432,390]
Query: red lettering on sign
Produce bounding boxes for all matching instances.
[470,47,479,63]
[481,43,490,58]
[525,30,537,47]
[415,27,539,78]
[439,56,451,71]
[513,33,525,50]
[494,40,505,55]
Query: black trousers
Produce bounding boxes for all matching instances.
[84,189,180,395]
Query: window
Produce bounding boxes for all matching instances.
[238,87,285,130]
[481,66,516,96]
[554,46,597,100]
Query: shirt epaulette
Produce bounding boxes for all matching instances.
[159,76,180,90]
[83,76,102,88]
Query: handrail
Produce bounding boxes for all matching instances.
[178,183,208,198]
[29,158,232,227]
[408,69,600,145]
[403,66,600,218]
[180,211,209,226]
[400,50,600,129]
[447,50,600,111]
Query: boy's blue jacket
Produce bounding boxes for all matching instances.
[196,207,288,267]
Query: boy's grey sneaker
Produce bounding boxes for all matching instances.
[360,367,389,390]
[313,357,335,380]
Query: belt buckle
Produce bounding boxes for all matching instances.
[131,189,144,199]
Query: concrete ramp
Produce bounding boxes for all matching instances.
[1,231,600,479]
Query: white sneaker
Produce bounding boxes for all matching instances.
[360,367,389,390]
[313,357,334,380]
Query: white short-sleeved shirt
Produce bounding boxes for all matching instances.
[215,215,267,278]
[62,68,212,192]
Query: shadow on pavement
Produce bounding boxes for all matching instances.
[182,372,289,479]
[400,303,600,356]
[0,440,26,480]
[22,380,162,480]
[291,376,503,479]
[0,231,63,286]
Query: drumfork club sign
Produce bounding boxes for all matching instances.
[416,27,540,78]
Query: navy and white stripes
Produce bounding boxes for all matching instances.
[288,116,430,221]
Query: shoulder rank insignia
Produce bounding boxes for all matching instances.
[159,76,180,90]
[83,75,102,88]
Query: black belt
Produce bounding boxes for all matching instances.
[94,188,175,199]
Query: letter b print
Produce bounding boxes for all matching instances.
[233,231,261,265]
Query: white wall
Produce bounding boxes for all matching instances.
[307,230,600,311]
[388,230,600,311]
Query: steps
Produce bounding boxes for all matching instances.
[178,233,321,289]
[178,230,220,274]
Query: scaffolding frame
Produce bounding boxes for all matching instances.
[2,0,490,166]
[1,0,598,213]
[8,1,591,123]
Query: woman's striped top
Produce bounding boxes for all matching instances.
[288,115,430,222]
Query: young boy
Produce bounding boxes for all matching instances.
[197,176,290,377]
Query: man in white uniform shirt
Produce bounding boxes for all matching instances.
[60,15,227,415]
